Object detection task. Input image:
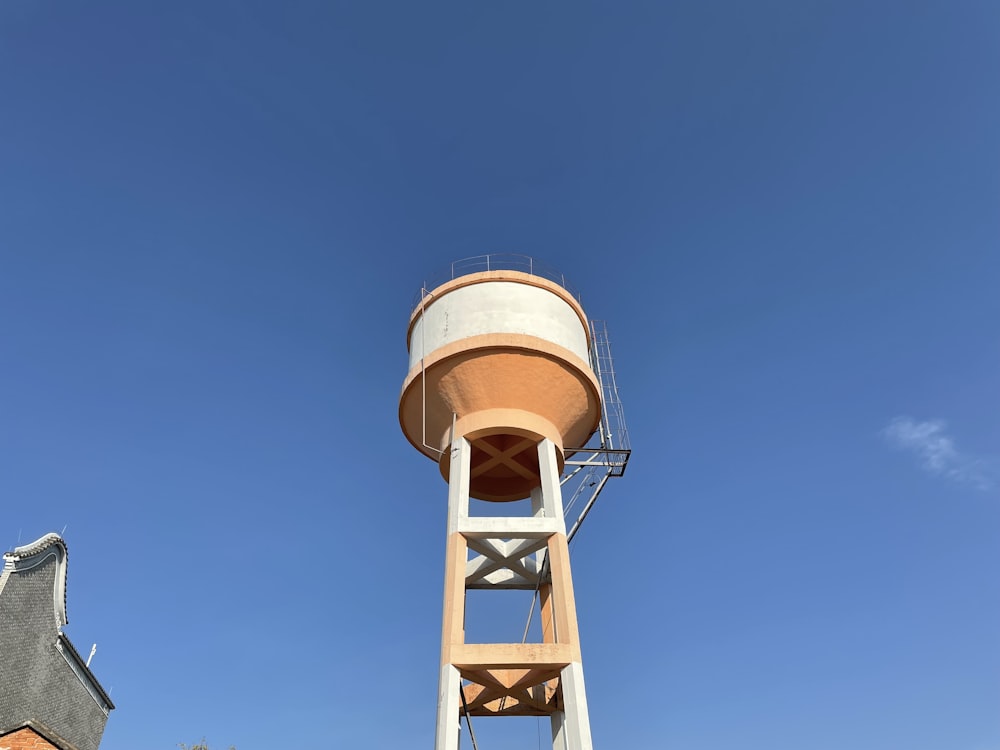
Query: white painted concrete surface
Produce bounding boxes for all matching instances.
[410,280,590,369]
[434,663,462,750]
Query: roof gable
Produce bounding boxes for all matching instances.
[0,720,83,750]
[0,533,68,629]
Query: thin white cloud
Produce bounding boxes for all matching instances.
[883,416,994,491]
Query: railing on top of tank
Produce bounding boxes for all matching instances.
[411,254,582,312]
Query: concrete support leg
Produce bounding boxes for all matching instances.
[550,710,568,750]
[434,664,462,750]
[561,662,593,750]
[447,436,471,534]
[536,439,566,529]
[437,436,469,749]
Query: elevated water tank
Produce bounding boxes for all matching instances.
[399,264,602,501]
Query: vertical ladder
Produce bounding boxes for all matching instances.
[590,320,631,460]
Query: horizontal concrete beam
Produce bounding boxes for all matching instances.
[459,517,562,539]
[448,642,578,670]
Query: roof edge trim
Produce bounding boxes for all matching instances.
[56,634,115,713]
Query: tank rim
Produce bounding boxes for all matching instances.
[409,254,581,314]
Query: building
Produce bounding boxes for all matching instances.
[0,534,114,750]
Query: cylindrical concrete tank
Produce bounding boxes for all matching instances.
[399,265,602,502]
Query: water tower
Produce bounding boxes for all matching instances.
[400,255,630,750]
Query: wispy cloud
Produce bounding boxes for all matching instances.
[882,416,994,491]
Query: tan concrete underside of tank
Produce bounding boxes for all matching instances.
[399,332,602,502]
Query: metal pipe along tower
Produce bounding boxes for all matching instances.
[399,255,630,749]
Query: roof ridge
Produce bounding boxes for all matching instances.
[5,532,66,559]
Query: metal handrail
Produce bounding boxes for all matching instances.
[410,254,581,312]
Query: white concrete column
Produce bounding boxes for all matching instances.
[560,662,593,750]
[530,485,547,578]
[531,485,545,517]
[550,710,568,750]
[537,438,566,531]
[447,436,471,534]
[438,438,470,749]
[434,664,462,750]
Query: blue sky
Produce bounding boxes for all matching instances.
[1,2,998,748]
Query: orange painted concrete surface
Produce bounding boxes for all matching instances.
[399,336,601,500]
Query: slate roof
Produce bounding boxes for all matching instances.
[0,534,114,750]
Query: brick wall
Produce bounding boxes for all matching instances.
[0,727,62,750]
